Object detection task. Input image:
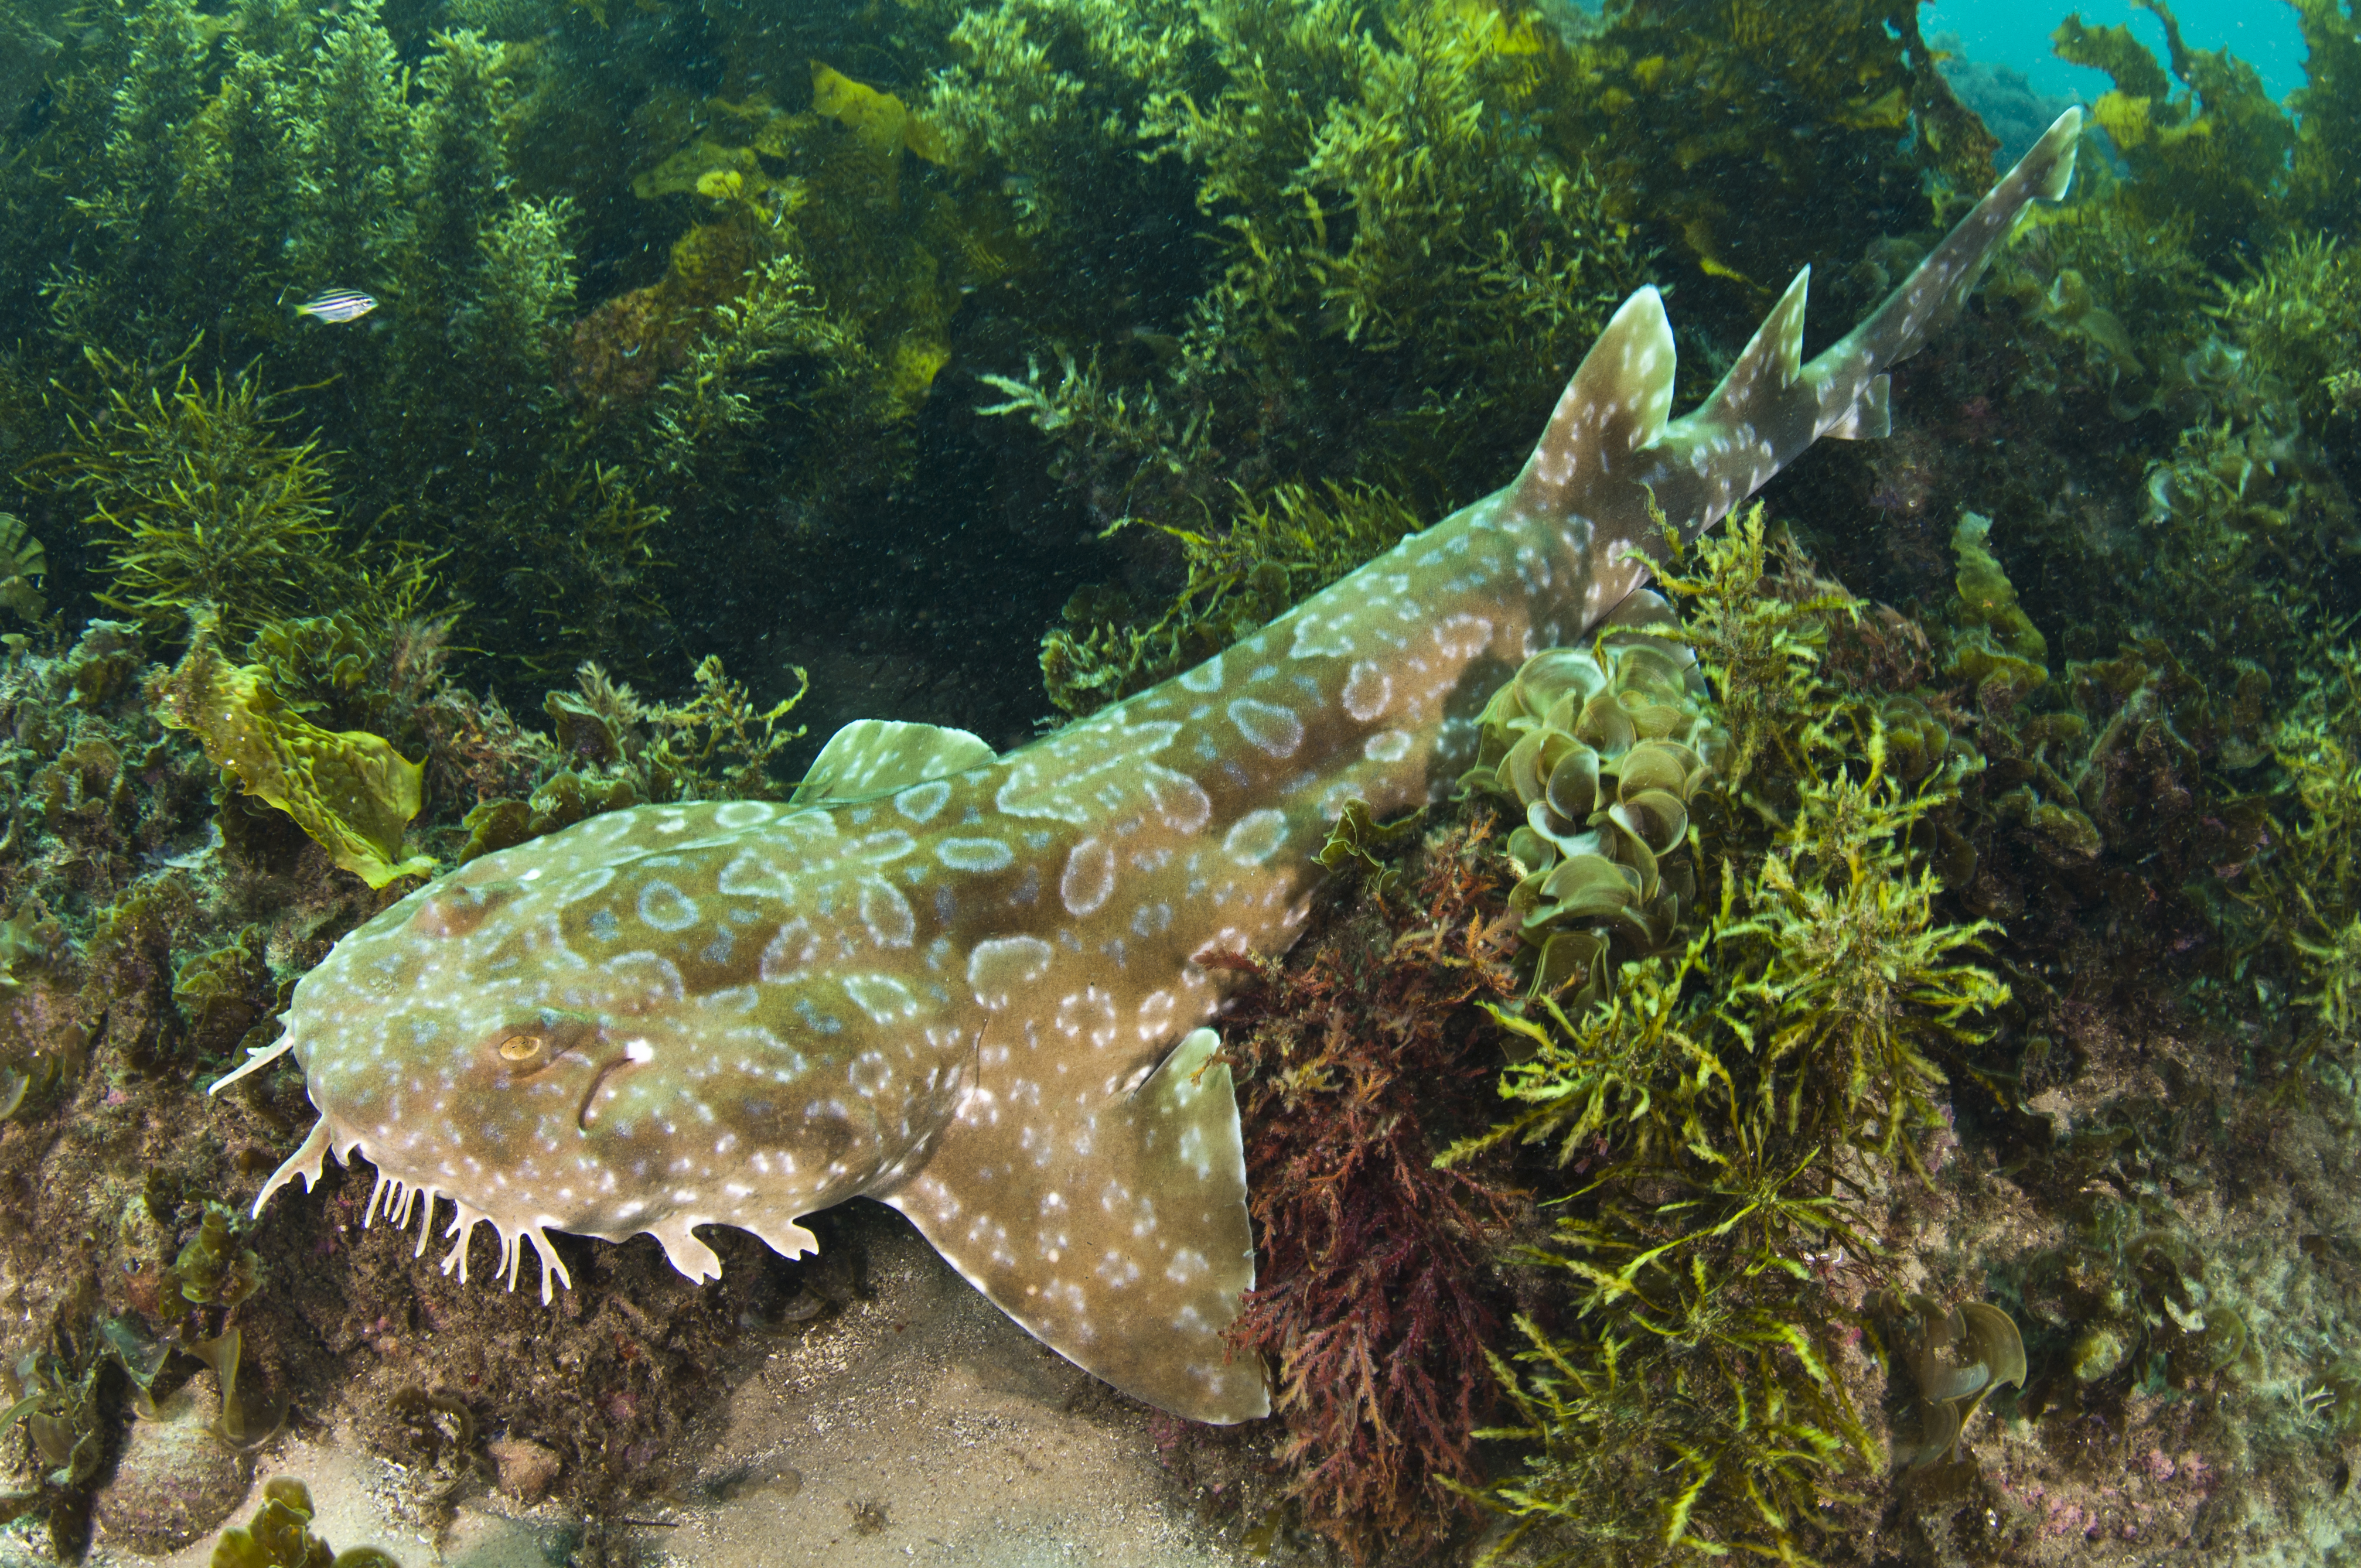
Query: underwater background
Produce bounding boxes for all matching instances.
[0,0,2357,1563]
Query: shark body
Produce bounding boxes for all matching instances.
[221,111,2081,1425]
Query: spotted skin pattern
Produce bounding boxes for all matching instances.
[224,112,2080,1425]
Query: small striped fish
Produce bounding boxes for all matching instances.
[294,288,378,324]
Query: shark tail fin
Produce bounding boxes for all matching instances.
[1822,373,1891,440]
[1808,106,2082,432]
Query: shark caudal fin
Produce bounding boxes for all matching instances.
[881,1026,1268,1424]
[1506,107,2082,573]
[1803,106,2083,440]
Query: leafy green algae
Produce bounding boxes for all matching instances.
[965,0,1652,545]
[151,627,435,889]
[48,357,340,641]
[2053,3,2291,276]
[206,1477,399,1568]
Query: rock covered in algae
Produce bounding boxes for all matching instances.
[90,1379,249,1555]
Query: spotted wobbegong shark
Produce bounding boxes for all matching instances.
[216,110,2080,1425]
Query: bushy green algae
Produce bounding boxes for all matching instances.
[458,654,807,858]
[2052,3,2291,276]
[1442,511,2012,1563]
[2217,234,2361,438]
[2244,640,2361,1080]
[1037,480,1427,718]
[46,356,342,641]
[965,0,1652,542]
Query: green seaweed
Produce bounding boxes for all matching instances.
[2053,1,2292,274]
[458,655,807,859]
[0,513,49,626]
[1649,504,1857,800]
[2285,0,2361,235]
[1311,797,1426,900]
[965,0,1650,533]
[2216,234,2361,439]
[2247,639,2361,1080]
[151,623,435,889]
[206,1477,401,1568]
[1038,480,1425,718]
[0,1337,109,1555]
[1468,637,1722,1011]
[1445,517,2012,1562]
[46,355,342,641]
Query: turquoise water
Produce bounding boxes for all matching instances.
[1928,0,2307,101]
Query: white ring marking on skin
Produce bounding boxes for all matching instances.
[859,879,916,948]
[1340,661,1393,722]
[1227,700,1304,759]
[939,838,1015,873]
[1178,653,1225,694]
[1222,809,1290,867]
[636,880,698,932]
[1140,766,1213,835]
[1060,837,1117,917]
[895,779,953,824]
[968,936,1056,1009]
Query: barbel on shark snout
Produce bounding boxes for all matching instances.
[213,109,2082,1426]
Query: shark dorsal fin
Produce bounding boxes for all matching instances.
[1700,266,1810,428]
[1509,285,1677,523]
[789,718,997,807]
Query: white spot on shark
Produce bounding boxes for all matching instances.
[939,838,1015,873]
[1060,837,1117,917]
[895,779,953,824]
[1340,662,1392,722]
[1227,699,1304,759]
[1178,654,1224,694]
[1430,613,1493,660]
[842,976,919,1024]
[859,879,916,948]
[1222,809,1289,867]
[1140,765,1213,834]
[968,935,1055,1009]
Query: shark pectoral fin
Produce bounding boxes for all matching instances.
[789,718,999,807]
[1510,285,1677,521]
[883,1026,1270,1424]
[1822,372,1891,439]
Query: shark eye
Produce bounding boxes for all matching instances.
[490,1012,602,1076]
[497,1033,547,1064]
